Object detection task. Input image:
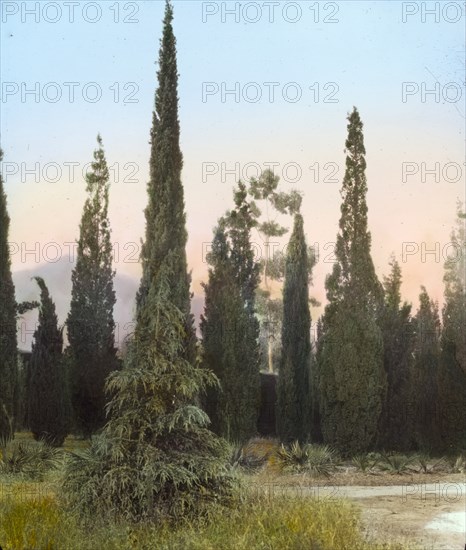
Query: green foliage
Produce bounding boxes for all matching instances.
[437,202,466,451]
[67,135,118,437]
[0,147,18,444]
[277,441,337,477]
[0,439,62,480]
[201,219,260,442]
[63,270,238,522]
[411,287,441,450]
[318,108,385,454]
[248,169,302,373]
[27,278,71,447]
[352,453,380,473]
[277,214,312,443]
[378,453,414,474]
[377,258,415,451]
[136,0,196,365]
[412,453,445,474]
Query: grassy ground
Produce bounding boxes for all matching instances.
[1,433,461,549]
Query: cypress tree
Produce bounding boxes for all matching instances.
[318,108,385,454]
[377,258,415,451]
[438,203,466,450]
[28,277,70,446]
[411,287,441,451]
[0,147,16,450]
[136,0,195,361]
[64,1,236,521]
[67,135,117,436]
[276,213,312,443]
[201,213,260,441]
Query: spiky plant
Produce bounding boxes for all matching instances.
[352,453,380,473]
[0,440,62,480]
[277,441,337,477]
[378,453,414,475]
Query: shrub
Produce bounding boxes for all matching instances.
[413,453,445,474]
[276,441,337,477]
[378,453,414,474]
[0,440,62,480]
[352,453,380,473]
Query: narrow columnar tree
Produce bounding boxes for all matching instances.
[201,184,262,441]
[277,213,312,443]
[377,257,415,451]
[411,287,441,451]
[28,277,70,446]
[136,0,195,362]
[67,135,117,436]
[318,108,385,454]
[0,148,16,450]
[64,1,236,521]
[438,203,466,450]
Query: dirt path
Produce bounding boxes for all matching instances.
[256,481,466,548]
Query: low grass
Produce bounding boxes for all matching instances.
[0,490,411,549]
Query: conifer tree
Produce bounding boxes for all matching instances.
[377,258,415,451]
[438,203,466,450]
[136,0,195,361]
[0,148,16,449]
[64,1,236,520]
[67,135,117,436]
[411,287,441,450]
[276,213,312,443]
[318,108,385,453]
[201,212,260,441]
[28,277,70,446]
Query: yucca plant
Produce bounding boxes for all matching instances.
[445,454,466,473]
[352,453,380,473]
[378,453,414,475]
[0,440,62,480]
[413,453,445,474]
[277,441,336,477]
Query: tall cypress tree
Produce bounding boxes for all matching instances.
[377,258,415,451]
[438,203,466,450]
[28,277,70,446]
[64,1,236,521]
[201,195,261,441]
[277,213,312,443]
[411,287,441,451]
[318,108,385,453]
[67,135,117,436]
[0,148,16,449]
[136,0,195,361]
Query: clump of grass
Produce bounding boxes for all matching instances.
[276,441,337,477]
[378,453,414,475]
[0,440,63,480]
[445,454,466,474]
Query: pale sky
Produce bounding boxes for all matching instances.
[1,0,465,340]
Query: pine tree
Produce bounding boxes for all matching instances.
[438,203,466,450]
[277,213,312,443]
[28,277,70,446]
[64,1,236,521]
[67,135,117,436]
[201,216,260,442]
[318,108,385,453]
[411,287,441,451]
[377,257,415,451]
[0,147,16,450]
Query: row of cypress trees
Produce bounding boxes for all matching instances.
[1,0,464,480]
